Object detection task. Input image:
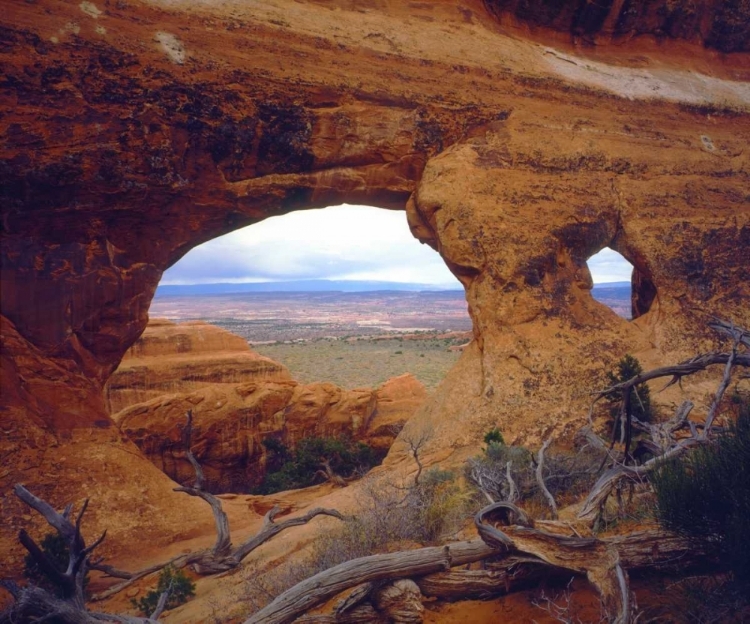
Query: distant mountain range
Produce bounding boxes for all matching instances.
[155,280,464,296]
[592,281,630,290]
[155,280,632,296]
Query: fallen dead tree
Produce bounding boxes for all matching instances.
[244,501,712,624]
[89,411,343,599]
[578,319,749,525]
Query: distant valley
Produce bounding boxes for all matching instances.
[148,284,631,389]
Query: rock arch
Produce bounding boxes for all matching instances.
[1,0,748,567]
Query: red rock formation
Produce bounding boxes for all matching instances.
[1,0,748,569]
[105,319,291,414]
[108,319,425,492]
[115,373,425,492]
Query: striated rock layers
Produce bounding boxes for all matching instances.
[109,320,426,492]
[105,319,292,414]
[1,0,749,566]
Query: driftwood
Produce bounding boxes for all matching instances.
[579,320,749,525]
[3,485,165,624]
[90,412,343,597]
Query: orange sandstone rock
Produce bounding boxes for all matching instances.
[110,321,426,492]
[1,0,748,573]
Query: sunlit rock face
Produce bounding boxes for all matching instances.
[105,319,292,414]
[1,0,748,568]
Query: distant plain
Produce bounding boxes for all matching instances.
[149,286,630,390]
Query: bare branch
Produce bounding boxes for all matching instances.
[505,461,518,504]
[536,439,558,519]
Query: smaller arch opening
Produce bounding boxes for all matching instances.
[588,247,636,320]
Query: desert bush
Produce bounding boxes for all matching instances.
[256,436,383,494]
[606,354,653,425]
[467,439,607,513]
[651,399,750,583]
[131,565,195,616]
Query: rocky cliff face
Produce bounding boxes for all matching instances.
[109,319,426,492]
[484,0,750,52]
[105,319,291,413]
[1,0,748,567]
[115,373,425,493]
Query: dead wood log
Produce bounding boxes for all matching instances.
[4,487,162,624]
[415,555,551,600]
[475,502,632,623]
[247,499,712,624]
[535,438,558,519]
[243,540,496,624]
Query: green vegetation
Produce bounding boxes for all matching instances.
[651,397,750,583]
[131,565,195,616]
[483,427,505,447]
[254,337,462,390]
[606,354,653,423]
[255,436,384,494]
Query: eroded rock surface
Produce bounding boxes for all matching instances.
[1,0,748,570]
[111,320,426,492]
[105,319,291,414]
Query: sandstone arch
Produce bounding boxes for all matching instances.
[1,0,748,571]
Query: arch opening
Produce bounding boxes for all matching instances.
[106,205,472,493]
[587,247,640,320]
[142,204,474,389]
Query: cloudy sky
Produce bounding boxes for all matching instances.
[161,205,632,286]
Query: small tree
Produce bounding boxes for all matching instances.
[131,565,195,616]
[484,428,505,447]
[607,354,653,424]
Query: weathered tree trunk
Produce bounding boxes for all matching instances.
[244,541,496,624]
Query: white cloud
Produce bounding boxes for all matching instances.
[162,205,634,286]
[161,205,459,286]
[587,248,633,284]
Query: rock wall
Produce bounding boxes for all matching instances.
[105,319,291,413]
[115,373,426,493]
[1,0,748,567]
[108,319,426,492]
[484,0,750,52]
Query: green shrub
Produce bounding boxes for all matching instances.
[484,428,505,447]
[255,437,383,494]
[651,401,750,583]
[131,565,195,616]
[606,354,653,424]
